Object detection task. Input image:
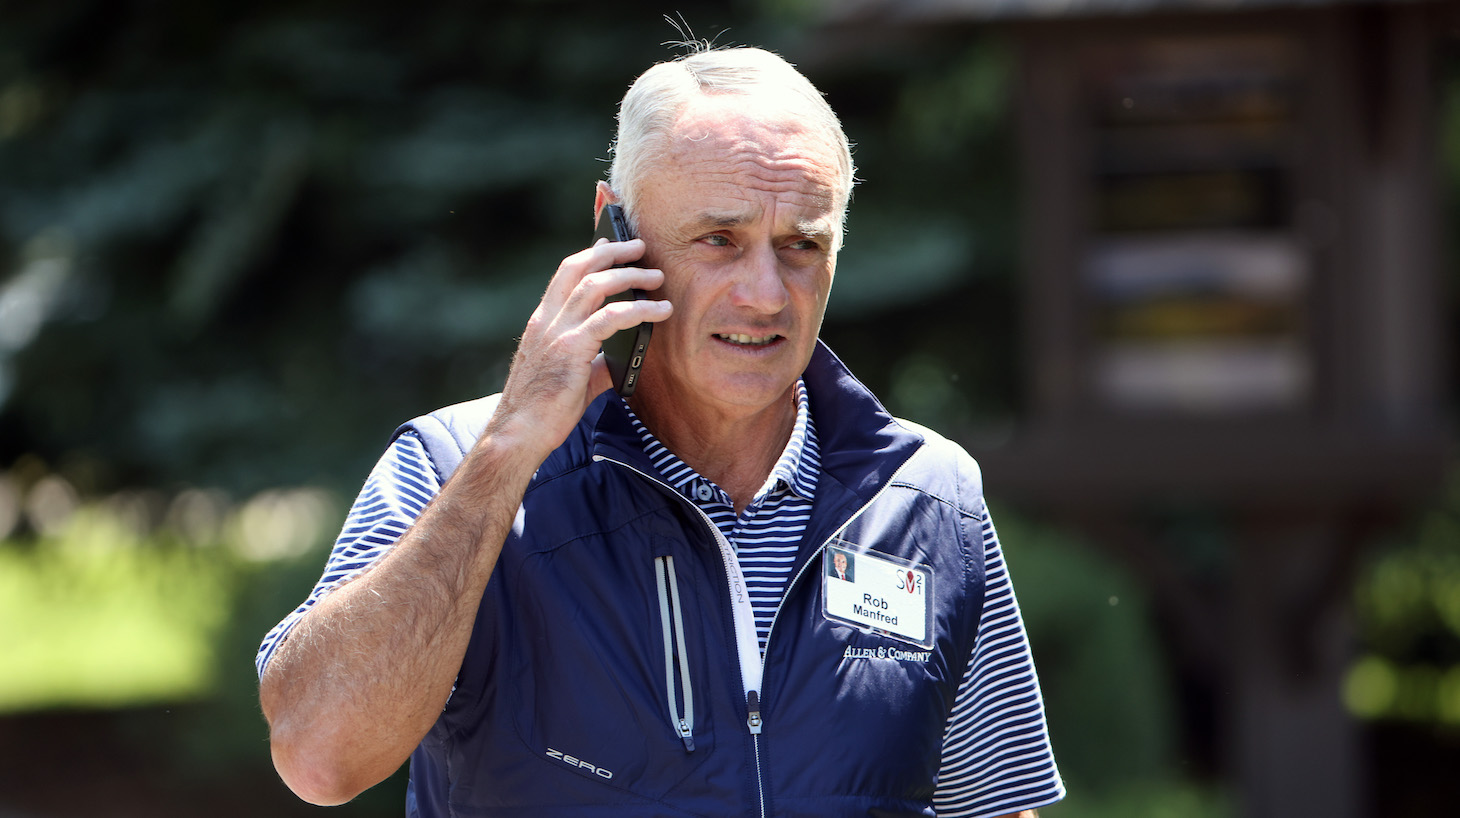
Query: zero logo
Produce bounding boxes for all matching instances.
[546,748,614,780]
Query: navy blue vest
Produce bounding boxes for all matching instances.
[400,344,988,817]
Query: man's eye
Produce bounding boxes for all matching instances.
[702,235,731,247]
[789,239,822,251]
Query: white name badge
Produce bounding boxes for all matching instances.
[822,541,934,649]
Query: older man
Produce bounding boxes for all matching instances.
[258,46,1063,818]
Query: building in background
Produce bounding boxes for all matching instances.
[822,2,1454,816]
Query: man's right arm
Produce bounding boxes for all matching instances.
[259,413,544,804]
[257,237,669,805]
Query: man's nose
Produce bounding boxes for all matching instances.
[730,245,790,314]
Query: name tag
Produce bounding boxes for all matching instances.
[822,542,933,648]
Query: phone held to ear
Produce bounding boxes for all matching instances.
[593,204,653,398]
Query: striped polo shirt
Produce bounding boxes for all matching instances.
[257,383,1064,816]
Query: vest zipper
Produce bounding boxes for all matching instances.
[654,555,696,752]
[595,452,767,814]
[594,455,765,731]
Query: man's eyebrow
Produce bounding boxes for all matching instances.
[794,220,837,239]
[687,212,837,240]
[692,212,751,229]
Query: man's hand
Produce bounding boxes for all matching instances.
[490,237,670,460]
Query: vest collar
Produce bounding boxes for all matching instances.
[586,340,923,509]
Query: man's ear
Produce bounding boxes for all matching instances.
[593,182,619,228]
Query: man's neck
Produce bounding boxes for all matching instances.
[630,387,797,514]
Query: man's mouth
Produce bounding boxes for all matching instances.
[716,333,782,347]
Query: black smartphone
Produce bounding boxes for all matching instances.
[593,204,653,397]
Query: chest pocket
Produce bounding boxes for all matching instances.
[499,525,723,804]
[654,555,697,752]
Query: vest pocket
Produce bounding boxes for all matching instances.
[654,555,696,752]
[499,530,718,804]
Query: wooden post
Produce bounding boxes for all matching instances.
[1232,514,1367,818]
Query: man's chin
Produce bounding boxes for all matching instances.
[635,354,804,420]
[707,373,801,413]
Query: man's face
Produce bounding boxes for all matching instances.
[629,97,844,421]
[834,552,847,575]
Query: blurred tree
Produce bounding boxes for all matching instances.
[993,510,1180,794]
[4,1,928,495]
[816,37,1024,440]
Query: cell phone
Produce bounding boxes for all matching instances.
[593,204,653,397]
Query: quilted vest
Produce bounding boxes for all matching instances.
[400,344,988,818]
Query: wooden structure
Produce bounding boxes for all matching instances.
[820,2,1453,816]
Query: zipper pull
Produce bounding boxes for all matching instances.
[746,690,763,735]
[678,717,696,752]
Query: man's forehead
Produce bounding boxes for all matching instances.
[669,100,829,160]
[657,114,842,217]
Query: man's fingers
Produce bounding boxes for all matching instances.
[585,352,615,399]
[580,296,672,343]
[562,265,663,316]
[597,237,647,268]
[544,239,648,308]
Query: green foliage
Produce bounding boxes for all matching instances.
[0,471,342,714]
[813,34,1025,434]
[993,506,1188,798]
[892,41,1012,161]
[0,1,818,495]
[1347,467,1460,724]
[0,538,231,711]
[0,468,405,810]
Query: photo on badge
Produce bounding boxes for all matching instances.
[827,547,855,582]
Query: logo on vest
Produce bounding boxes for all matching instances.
[842,645,932,663]
[546,748,614,780]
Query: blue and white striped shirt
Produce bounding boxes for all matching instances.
[257,383,1063,816]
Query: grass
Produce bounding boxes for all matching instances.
[0,519,235,712]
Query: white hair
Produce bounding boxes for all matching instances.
[607,46,855,234]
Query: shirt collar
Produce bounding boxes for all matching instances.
[626,380,820,506]
[767,380,819,503]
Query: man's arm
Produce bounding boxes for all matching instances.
[932,496,1064,817]
[258,238,668,805]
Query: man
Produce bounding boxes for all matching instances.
[829,549,853,582]
[258,45,1064,817]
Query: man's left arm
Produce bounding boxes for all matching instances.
[931,499,1064,817]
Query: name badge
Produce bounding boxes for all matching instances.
[822,541,933,648]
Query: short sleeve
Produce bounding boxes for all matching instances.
[255,431,442,678]
[931,502,1065,817]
